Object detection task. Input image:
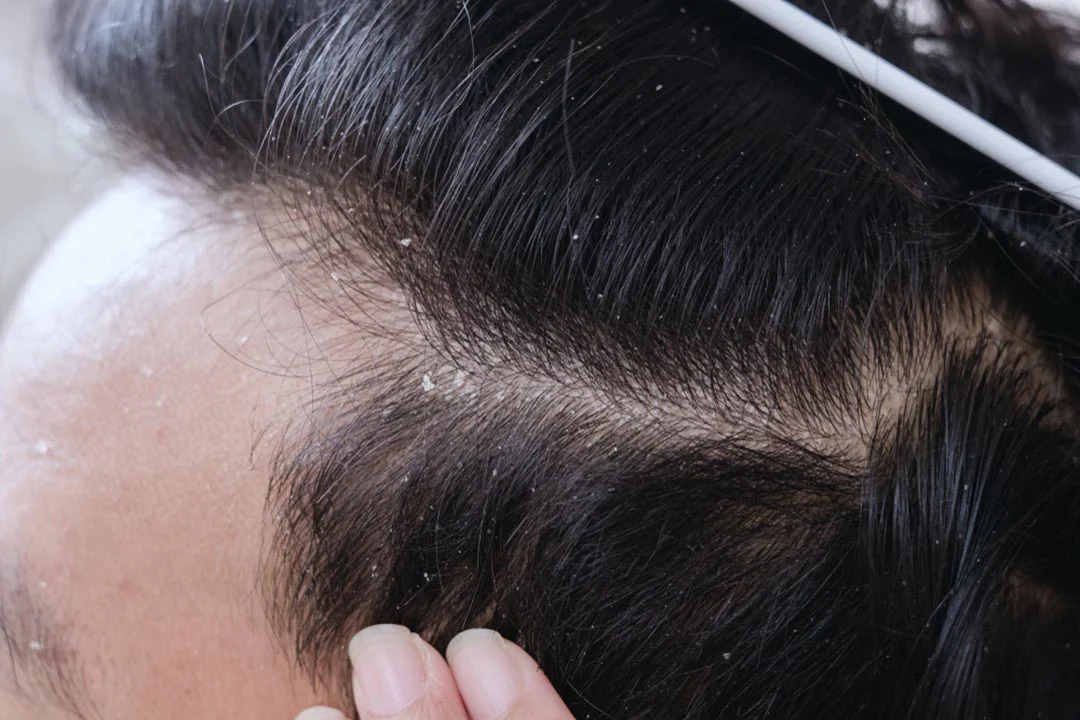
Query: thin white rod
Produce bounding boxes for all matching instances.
[727,0,1080,212]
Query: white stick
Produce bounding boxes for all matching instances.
[728,0,1080,212]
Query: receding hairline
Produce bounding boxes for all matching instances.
[46,0,1080,716]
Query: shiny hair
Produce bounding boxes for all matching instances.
[52,1,1080,717]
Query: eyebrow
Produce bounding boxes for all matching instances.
[0,569,94,719]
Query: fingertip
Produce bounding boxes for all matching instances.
[295,707,348,720]
[446,630,523,720]
[347,625,469,719]
[448,630,573,720]
[348,625,428,717]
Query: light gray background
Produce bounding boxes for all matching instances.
[0,0,105,317]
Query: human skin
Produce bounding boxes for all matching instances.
[0,175,326,718]
[299,625,574,720]
[0,174,572,719]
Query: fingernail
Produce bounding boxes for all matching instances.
[295,708,348,720]
[349,625,428,717]
[446,629,523,720]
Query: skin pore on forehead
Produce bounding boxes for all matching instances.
[0,174,358,718]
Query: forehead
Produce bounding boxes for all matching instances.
[0,177,327,718]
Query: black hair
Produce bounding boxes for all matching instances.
[50,1,1080,718]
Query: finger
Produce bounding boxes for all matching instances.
[295,708,348,720]
[347,624,470,720]
[447,630,575,720]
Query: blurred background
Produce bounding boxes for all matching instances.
[0,0,106,317]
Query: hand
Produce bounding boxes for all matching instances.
[295,625,575,720]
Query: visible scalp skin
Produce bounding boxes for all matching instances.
[50,1,1080,718]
